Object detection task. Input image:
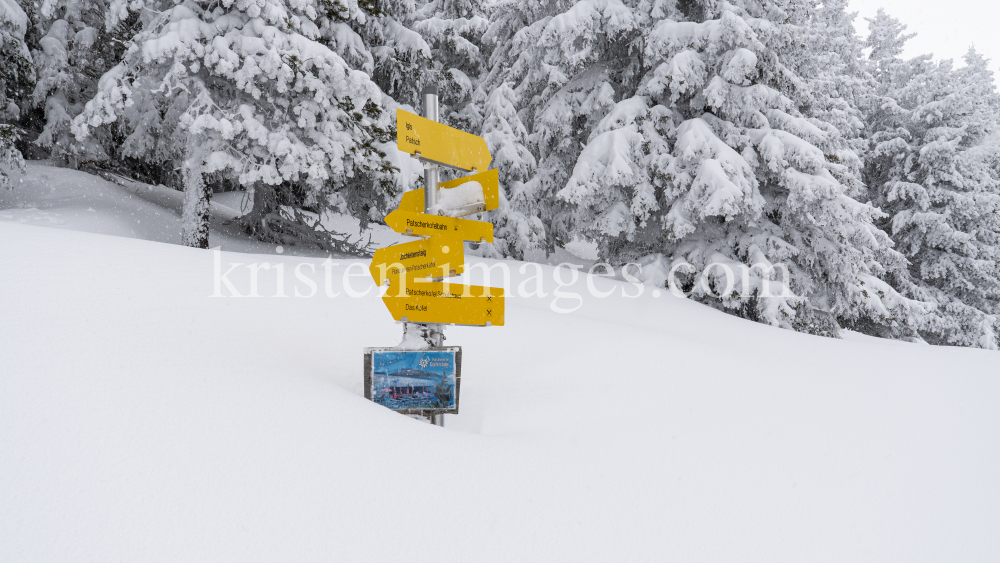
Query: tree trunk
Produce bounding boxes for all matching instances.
[181,166,211,248]
[237,182,277,238]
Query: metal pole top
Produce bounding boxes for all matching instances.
[422,84,440,212]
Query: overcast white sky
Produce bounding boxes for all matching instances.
[848,1,1000,68]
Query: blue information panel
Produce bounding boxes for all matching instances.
[363,347,462,415]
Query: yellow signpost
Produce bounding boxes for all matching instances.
[369,235,465,287]
[383,209,494,243]
[382,281,504,326]
[372,205,503,326]
[363,89,505,425]
[367,106,505,327]
[396,109,492,173]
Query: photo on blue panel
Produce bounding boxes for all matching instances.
[371,349,457,412]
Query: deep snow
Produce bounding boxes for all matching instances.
[2,164,999,562]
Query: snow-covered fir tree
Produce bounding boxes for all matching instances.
[863,11,1000,348]
[481,0,646,255]
[314,0,430,111]
[790,0,870,198]
[478,81,543,259]
[29,0,137,166]
[309,0,435,226]
[484,0,928,336]
[411,0,490,132]
[863,7,913,89]
[73,0,398,249]
[0,0,31,189]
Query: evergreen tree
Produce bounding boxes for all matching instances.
[792,0,870,198]
[411,0,490,132]
[0,0,31,189]
[863,7,914,88]
[310,0,435,226]
[478,81,543,259]
[863,11,1000,348]
[482,0,646,255]
[73,0,398,249]
[314,0,431,111]
[484,0,928,336]
[30,0,138,166]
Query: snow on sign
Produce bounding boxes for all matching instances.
[398,168,500,217]
[396,109,491,173]
[363,348,462,415]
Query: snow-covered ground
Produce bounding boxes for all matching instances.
[2,164,1000,562]
[0,162,406,256]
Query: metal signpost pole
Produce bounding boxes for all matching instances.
[422,85,440,214]
[421,84,444,427]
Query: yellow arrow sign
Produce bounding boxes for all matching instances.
[369,235,465,287]
[384,209,493,243]
[382,282,505,326]
[400,169,500,216]
[397,109,491,172]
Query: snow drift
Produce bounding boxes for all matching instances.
[2,164,1000,561]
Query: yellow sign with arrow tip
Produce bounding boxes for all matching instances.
[369,235,465,287]
[399,168,500,216]
[382,281,505,326]
[383,209,494,243]
[396,109,492,173]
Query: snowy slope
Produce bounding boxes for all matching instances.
[2,169,1000,562]
[0,162,406,256]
